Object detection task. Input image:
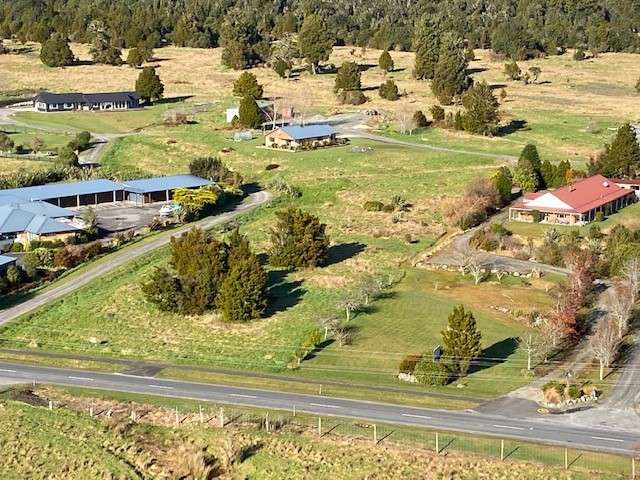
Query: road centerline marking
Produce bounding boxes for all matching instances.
[493,424,525,431]
[147,384,174,390]
[68,376,94,381]
[0,369,16,373]
[590,436,624,443]
[402,413,433,420]
[309,403,341,409]
[229,393,257,399]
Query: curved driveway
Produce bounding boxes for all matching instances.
[0,190,272,324]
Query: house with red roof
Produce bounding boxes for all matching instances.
[509,174,637,225]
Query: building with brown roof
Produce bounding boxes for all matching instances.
[509,174,637,225]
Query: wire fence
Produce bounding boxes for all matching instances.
[71,398,635,479]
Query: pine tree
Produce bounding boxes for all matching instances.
[593,123,640,177]
[232,72,263,99]
[413,14,442,80]
[334,61,361,93]
[40,33,75,67]
[379,79,399,100]
[298,14,333,74]
[89,23,123,65]
[269,207,329,268]
[431,32,469,105]
[491,166,513,205]
[461,81,499,136]
[441,305,482,378]
[238,95,262,128]
[56,145,79,167]
[519,144,541,173]
[216,252,267,322]
[413,110,428,128]
[378,50,394,73]
[126,47,145,67]
[135,67,164,102]
[0,133,14,152]
[504,61,521,80]
[141,267,183,312]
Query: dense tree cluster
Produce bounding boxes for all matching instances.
[189,157,243,188]
[589,123,640,178]
[2,1,638,71]
[142,228,267,321]
[269,207,329,269]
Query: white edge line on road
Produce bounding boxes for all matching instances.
[309,403,341,409]
[402,413,433,420]
[229,393,258,399]
[147,384,174,390]
[493,424,525,431]
[0,369,16,373]
[68,376,94,381]
[590,436,625,443]
[113,373,155,380]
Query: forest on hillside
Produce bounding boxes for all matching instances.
[1,0,639,64]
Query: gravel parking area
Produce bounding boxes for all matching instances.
[74,202,170,233]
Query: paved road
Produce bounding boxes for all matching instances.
[0,190,272,324]
[0,361,637,455]
[603,331,640,411]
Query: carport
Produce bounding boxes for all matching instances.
[1,180,124,208]
[121,175,212,206]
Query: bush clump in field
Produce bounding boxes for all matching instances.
[414,356,450,386]
[267,177,302,198]
[269,208,329,269]
[363,200,384,212]
[40,33,75,67]
[189,156,243,187]
[379,79,399,101]
[142,227,267,321]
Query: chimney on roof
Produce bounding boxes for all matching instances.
[603,181,609,187]
[569,185,575,192]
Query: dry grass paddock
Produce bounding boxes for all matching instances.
[1,42,639,122]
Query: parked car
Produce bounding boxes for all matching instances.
[159,203,182,217]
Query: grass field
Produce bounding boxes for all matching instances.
[0,385,627,479]
[13,104,173,133]
[1,41,638,161]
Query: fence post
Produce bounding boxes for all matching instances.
[500,439,505,461]
[319,385,322,395]
[199,405,204,424]
[292,404,296,417]
[89,401,94,418]
[318,417,322,437]
[633,457,636,479]
[130,406,136,422]
[564,448,568,470]
[265,412,270,432]
[373,424,378,444]
[48,400,53,411]
[174,407,179,425]
[435,432,439,455]
[219,407,224,428]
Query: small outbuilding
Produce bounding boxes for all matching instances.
[264,124,338,151]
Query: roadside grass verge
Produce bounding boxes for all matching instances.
[26,385,633,479]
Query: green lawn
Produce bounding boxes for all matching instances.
[13,103,177,133]
[385,110,619,166]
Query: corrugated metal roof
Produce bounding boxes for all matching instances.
[26,215,79,235]
[0,205,78,234]
[0,206,35,234]
[0,255,17,267]
[34,91,140,104]
[0,179,123,202]
[0,193,30,205]
[15,201,74,218]
[121,175,211,194]
[275,124,337,141]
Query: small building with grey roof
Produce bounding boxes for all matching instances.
[264,124,338,150]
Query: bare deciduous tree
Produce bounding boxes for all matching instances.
[605,283,634,339]
[334,326,355,347]
[337,292,364,322]
[622,258,640,304]
[520,333,543,370]
[316,314,341,340]
[590,316,620,381]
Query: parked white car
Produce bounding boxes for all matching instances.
[159,203,182,217]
